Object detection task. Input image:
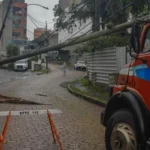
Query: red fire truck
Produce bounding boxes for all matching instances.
[101,22,150,150]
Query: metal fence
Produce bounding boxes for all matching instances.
[86,47,130,85]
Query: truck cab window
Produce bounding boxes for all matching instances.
[143,29,150,52]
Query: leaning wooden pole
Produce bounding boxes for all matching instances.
[0,14,149,65]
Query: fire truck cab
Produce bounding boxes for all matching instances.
[101,22,150,150]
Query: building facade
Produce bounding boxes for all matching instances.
[57,1,93,64]
[59,0,71,11]
[59,0,81,11]
[12,0,27,40]
[58,2,93,44]
[34,28,45,39]
[0,0,27,57]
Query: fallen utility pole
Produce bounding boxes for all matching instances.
[0,14,150,65]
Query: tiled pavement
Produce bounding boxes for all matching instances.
[0,65,105,150]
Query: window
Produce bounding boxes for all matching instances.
[13,7,22,16]
[13,0,25,2]
[12,32,21,37]
[14,15,21,20]
[24,8,27,15]
[13,20,21,25]
[24,29,26,34]
[13,24,20,28]
[143,29,150,52]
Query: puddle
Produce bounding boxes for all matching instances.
[60,82,71,88]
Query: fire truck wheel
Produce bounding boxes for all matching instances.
[105,109,139,150]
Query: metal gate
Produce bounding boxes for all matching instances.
[86,47,129,85]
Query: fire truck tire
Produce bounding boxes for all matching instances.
[105,109,140,150]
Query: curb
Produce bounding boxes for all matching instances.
[68,84,106,108]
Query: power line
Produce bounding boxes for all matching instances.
[26,13,52,43]
[19,0,132,50]
[27,14,39,28]
[27,13,47,27]
[27,29,34,35]
[0,13,149,65]
[27,13,49,40]
[29,0,149,44]
[64,0,134,45]
[26,0,90,51]
[44,0,89,43]
[27,0,89,45]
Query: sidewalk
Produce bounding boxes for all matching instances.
[68,79,108,107]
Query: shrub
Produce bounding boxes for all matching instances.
[81,78,89,86]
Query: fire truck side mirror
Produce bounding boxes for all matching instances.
[131,24,141,54]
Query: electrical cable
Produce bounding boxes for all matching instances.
[27,14,39,28]
[19,0,132,53]
[64,0,123,41]
[27,0,90,45]
[27,13,50,42]
[64,0,134,45]
[42,0,90,44]
[26,14,47,40]
[27,13,47,27]
[31,0,126,49]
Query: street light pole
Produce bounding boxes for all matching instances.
[27,3,49,65]
[46,21,48,32]
[27,4,49,10]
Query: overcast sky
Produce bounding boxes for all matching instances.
[25,0,59,40]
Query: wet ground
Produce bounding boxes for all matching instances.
[0,69,33,85]
[0,65,105,150]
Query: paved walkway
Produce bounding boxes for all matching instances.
[0,65,105,150]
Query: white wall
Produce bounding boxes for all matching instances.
[58,16,92,43]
